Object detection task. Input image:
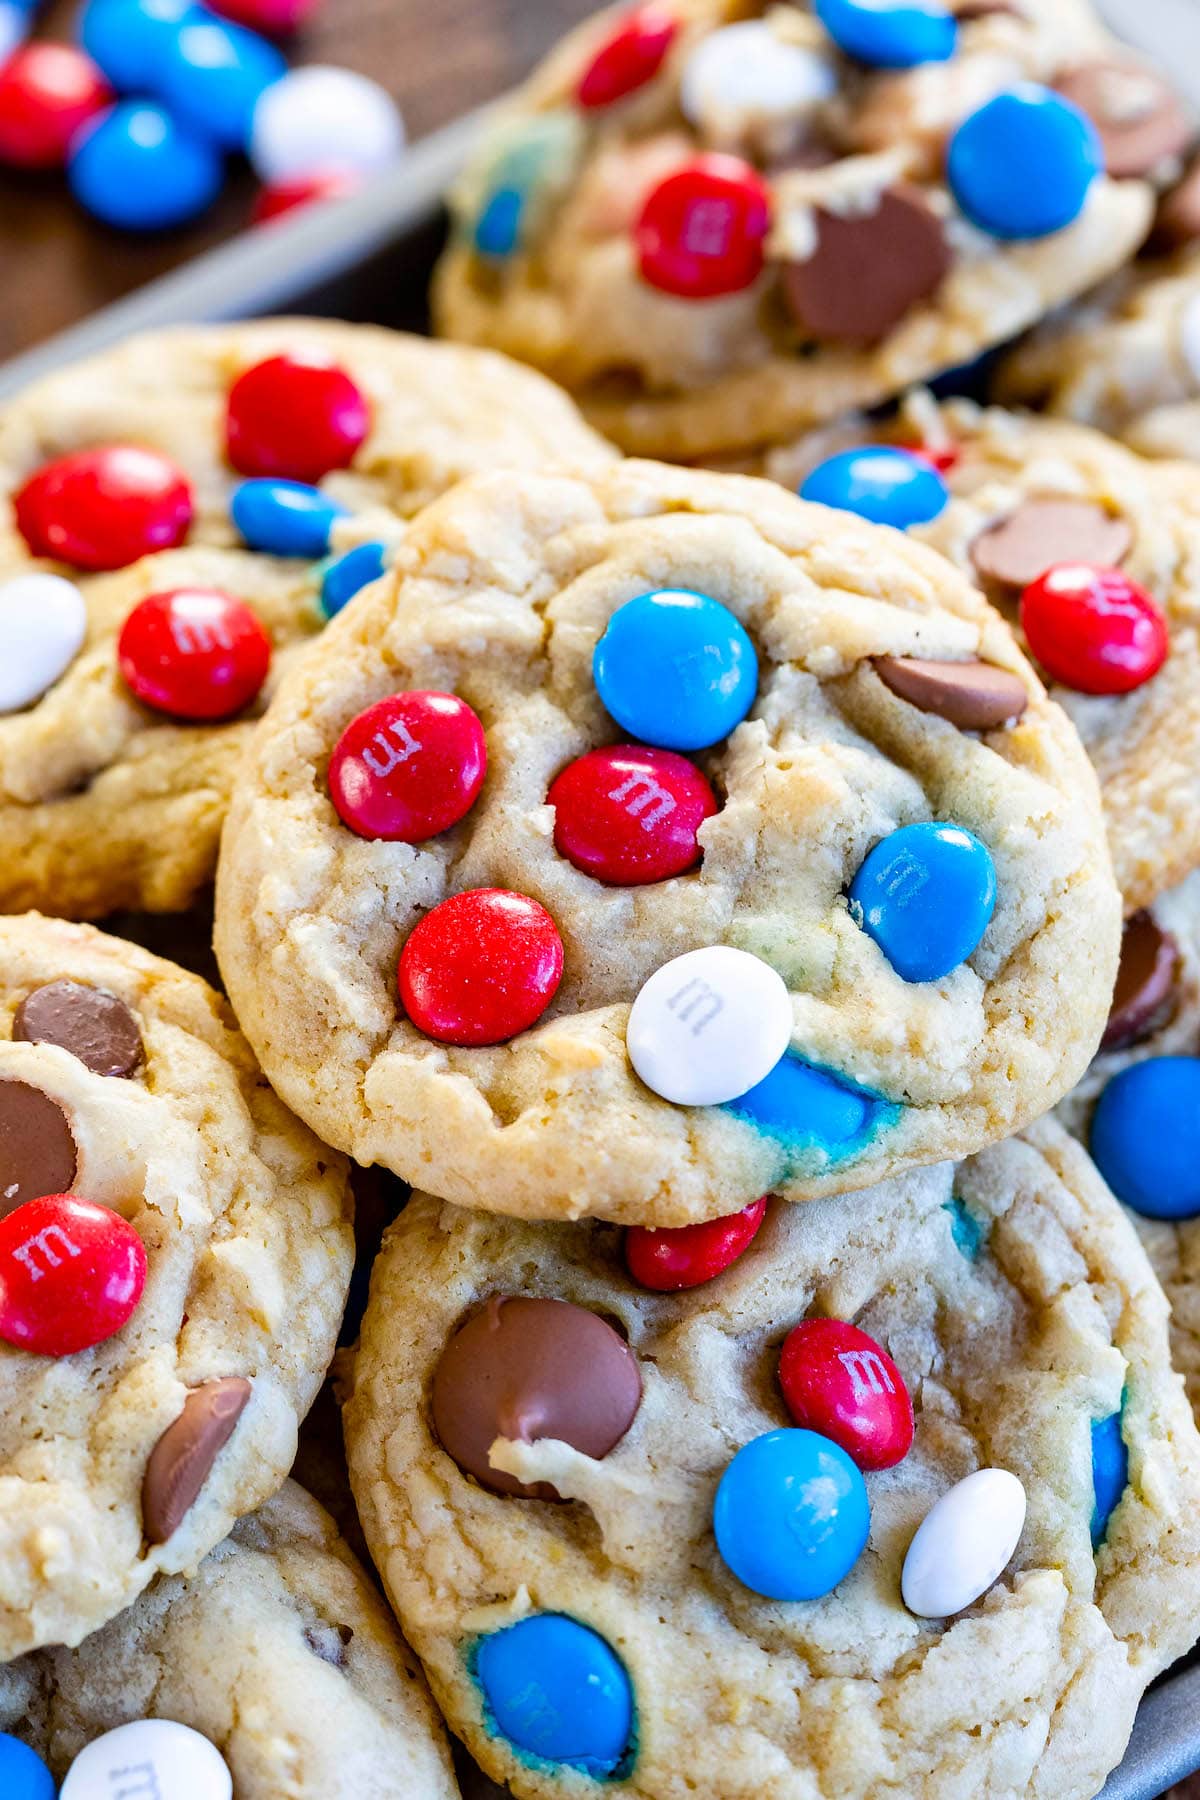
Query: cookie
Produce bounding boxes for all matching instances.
[343,1121,1200,1800]
[0,1481,459,1799]
[0,320,616,919]
[215,459,1119,1224]
[432,0,1162,459]
[0,912,354,1656]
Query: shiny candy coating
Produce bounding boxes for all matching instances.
[118,589,271,721]
[1020,563,1168,695]
[901,1467,1026,1617]
[800,446,948,528]
[475,1615,634,1776]
[78,0,196,92]
[593,588,758,752]
[329,691,487,842]
[727,1052,892,1154]
[626,945,793,1107]
[225,352,370,482]
[0,1193,147,1356]
[848,821,997,983]
[230,477,347,557]
[15,444,193,571]
[549,745,717,885]
[0,574,87,715]
[636,154,771,299]
[60,1720,232,1800]
[252,167,359,222]
[1091,1409,1128,1546]
[0,1736,54,1800]
[474,187,524,258]
[577,3,676,109]
[68,101,224,231]
[1090,1058,1200,1220]
[160,14,286,150]
[714,1428,870,1601]
[212,0,321,29]
[779,1318,913,1470]
[0,44,113,170]
[399,888,564,1046]
[947,85,1102,240]
[815,0,957,68]
[625,1196,767,1291]
[680,22,835,130]
[320,539,387,617]
[249,63,404,182]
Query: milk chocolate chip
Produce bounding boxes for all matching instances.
[874,656,1028,730]
[1057,60,1193,181]
[783,186,950,346]
[970,498,1132,593]
[1154,158,1200,249]
[431,1295,642,1500]
[14,980,143,1078]
[142,1376,252,1544]
[0,1080,77,1217]
[1102,912,1181,1051]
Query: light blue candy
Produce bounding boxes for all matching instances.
[714,1429,870,1602]
[321,541,387,618]
[475,1614,634,1777]
[475,188,525,258]
[800,446,948,529]
[947,85,1101,240]
[1090,1057,1200,1220]
[849,821,996,983]
[815,0,956,68]
[943,1196,985,1261]
[159,16,285,150]
[1090,1409,1128,1547]
[727,1052,889,1155]
[0,1735,55,1800]
[68,102,223,232]
[79,0,199,92]
[593,589,758,752]
[231,479,348,559]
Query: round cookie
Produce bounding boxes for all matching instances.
[0,320,616,919]
[344,1121,1200,1800]
[0,1482,459,1799]
[0,912,354,1656]
[216,459,1119,1224]
[432,0,1162,459]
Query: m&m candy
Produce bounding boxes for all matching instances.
[848,821,997,983]
[625,1196,767,1292]
[576,2,676,110]
[78,0,196,93]
[226,353,370,482]
[60,1720,232,1800]
[320,540,387,617]
[636,154,771,299]
[0,1193,147,1357]
[159,13,286,151]
[1089,1057,1200,1219]
[0,574,87,715]
[399,889,564,1046]
[947,85,1101,240]
[230,477,347,558]
[212,0,321,29]
[0,44,113,170]
[593,589,758,752]
[714,1428,870,1601]
[779,1318,913,1471]
[679,21,834,131]
[815,0,957,69]
[118,589,271,721]
[15,445,193,571]
[249,64,404,183]
[0,1736,54,1800]
[1091,1410,1128,1546]
[68,100,224,230]
[626,945,792,1107]
[1020,564,1168,695]
[329,691,487,842]
[253,168,359,223]
[800,446,949,529]
[475,1615,634,1777]
[549,745,717,885]
[901,1467,1026,1617]
[728,1052,889,1154]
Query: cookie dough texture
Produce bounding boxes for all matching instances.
[0,320,616,919]
[0,1482,460,1800]
[0,914,354,1656]
[344,1123,1200,1800]
[433,0,1155,458]
[216,460,1119,1224]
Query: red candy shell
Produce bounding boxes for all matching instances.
[1020,563,1168,695]
[577,4,677,109]
[329,691,487,842]
[636,154,771,299]
[399,888,564,1047]
[779,1317,913,1471]
[225,353,370,482]
[14,446,193,572]
[625,1197,768,1291]
[118,589,271,721]
[0,1193,147,1357]
[549,745,717,885]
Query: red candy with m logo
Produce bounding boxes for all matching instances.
[118,589,272,721]
[329,691,487,842]
[549,745,717,885]
[635,154,771,299]
[779,1316,913,1471]
[0,1194,147,1356]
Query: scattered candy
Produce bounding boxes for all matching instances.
[1090,1409,1128,1546]
[14,980,143,1077]
[0,43,112,170]
[549,745,717,885]
[970,497,1132,593]
[249,64,404,183]
[211,0,320,34]
[320,539,386,617]
[815,0,957,68]
[159,13,286,150]
[60,1720,232,1800]
[230,476,347,557]
[0,1192,147,1356]
[1057,58,1192,180]
[78,0,196,93]
[626,945,793,1107]
[1020,564,1168,695]
[399,889,564,1046]
[593,589,758,752]
[225,352,370,481]
[142,1376,252,1543]
[0,573,87,715]
[849,821,996,983]
[0,5,29,69]
[783,187,949,344]
[1101,912,1180,1052]
[901,1467,1026,1617]
[577,2,676,110]
[431,1294,642,1498]
[625,1196,767,1291]
[1090,1057,1200,1219]
[0,1081,78,1215]
[118,588,271,721]
[14,444,193,570]
[714,1427,870,1601]
[679,21,835,133]
[947,85,1101,240]
[0,1736,54,1800]
[778,1318,913,1471]
[728,1052,892,1151]
[329,691,487,842]
[636,153,771,299]
[475,1615,633,1777]
[253,166,358,222]
[800,445,948,528]
[874,656,1028,731]
[68,99,224,230]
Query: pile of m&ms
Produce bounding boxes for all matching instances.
[0,0,403,231]
[0,1720,234,1799]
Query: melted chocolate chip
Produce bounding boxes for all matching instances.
[14,980,143,1078]
[142,1377,252,1544]
[1057,59,1193,181]
[970,498,1133,593]
[874,656,1029,730]
[1102,912,1181,1052]
[0,1080,77,1217]
[783,186,950,346]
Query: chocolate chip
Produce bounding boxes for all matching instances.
[953,1,1023,17]
[782,185,950,346]
[1153,158,1200,249]
[431,1295,642,1500]
[970,498,1133,594]
[874,656,1029,730]
[0,1080,77,1217]
[1101,912,1180,1052]
[142,1377,252,1545]
[1056,60,1193,180]
[14,981,143,1078]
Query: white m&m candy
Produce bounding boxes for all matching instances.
[250,66,405,184]
[901,1467,1027,1619]
[0,573,87,714]
[627,945,792,1107]
[680,22,836,136]
[60,1720,232,1800]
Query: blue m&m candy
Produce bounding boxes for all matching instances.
[321,541,387,618]
[475,1614,634,1777]
[68,101,223,231]
[79,0,197,93]
[1091,1409,1128,1547]
[1089,1057,1200,1219]
[231,479,347,559]
[849,821,996,983]
[800,447,949,529]
[160,15,286,151]
[594,589,758,752]
[815,0,956,69]
[947,85,1101,240]
[0,1735,55,1800]
[714,1428,870,1601]
[475,188,525,258]
[727,1052,893,1157]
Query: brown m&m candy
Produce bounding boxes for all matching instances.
[142,1376,252,1544]
[14,980,143,1078]
[782,186,950,347]
[1057,60,1193,181]
[970,498,1133,594]
[0,1079,77,1217]
[431,1295,642,1500]
[1101,912,1181,1052]
[874,656,1028,731]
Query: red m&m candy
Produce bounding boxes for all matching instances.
[0,1194,147,1357]
[14,446,193,572]
[1020,563,1168,695]
[329,691,487,841]
[898,440,960,475]
[225,354,371,482]
[0,44,113,171]
[252,169,359,223]
[549,745,717,885]
[211,0,321,30]
[118,589,271,721]
[779,1317,913,1471]
[577,4,677,110]
[636,154,771,299]
[399,889,564,1046]
[625,1197,767,1292]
